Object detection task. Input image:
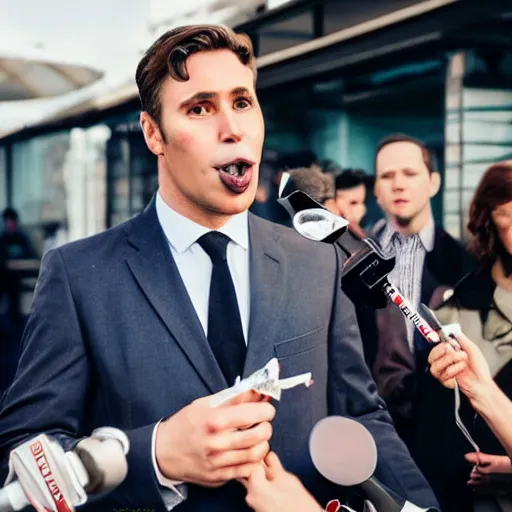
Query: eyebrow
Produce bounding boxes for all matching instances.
[179,87,253,109]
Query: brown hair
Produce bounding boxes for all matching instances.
[135,25,256,130]
[375,133,437,174]
[468,160,512,260]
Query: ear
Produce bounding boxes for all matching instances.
[140,112,165,156]
[429,171,441,198]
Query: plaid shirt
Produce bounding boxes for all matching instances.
[379,220,435,352]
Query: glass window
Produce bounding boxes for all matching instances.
[258,56,445,225]
[105,114,156,227]
[12,132,71,254]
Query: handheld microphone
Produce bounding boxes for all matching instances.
[277,187,442,341]
[0,427,129,512]
[309,416,435,512]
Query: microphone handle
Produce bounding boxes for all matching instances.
[360,478,402,512]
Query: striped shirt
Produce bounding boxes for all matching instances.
[379,220,435,351]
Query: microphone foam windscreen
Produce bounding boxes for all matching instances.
[309,416,377,486]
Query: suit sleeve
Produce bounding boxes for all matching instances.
[327,245,439,510]
[0,249,171,512]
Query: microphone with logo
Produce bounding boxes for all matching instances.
[309,417,436,512]
[0,427,129,512]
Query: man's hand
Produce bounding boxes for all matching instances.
[428,332,493,403]
[240,452,323,512]
[155,390,275,487]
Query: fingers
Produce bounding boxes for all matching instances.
[204,462,261,485]
[208,441,270,469]
[208,421,272,452]
[464,452,481,465]
[440,360,468,381]
[454,332,477,356]
[248,462,268,487]
[430,348,467,380]
[466,453,512,474]
[206,402,276,432]
[428,343,449,365]
[222,390,265,406]
[263,451,284,481]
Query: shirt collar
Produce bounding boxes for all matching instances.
[380,217,435,253]
[155,190,249,254]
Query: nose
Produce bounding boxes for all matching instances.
[218,109,243,144]
[392,173,406,191]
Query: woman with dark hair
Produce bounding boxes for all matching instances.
[412,161,512,512]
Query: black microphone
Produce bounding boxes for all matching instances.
[277,183,394,308]
[309,416,436,512]
[278,187,443,343]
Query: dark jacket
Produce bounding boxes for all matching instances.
[0,199,438,512]
[371,225,476,440]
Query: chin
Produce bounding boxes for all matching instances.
[223,196,255,215]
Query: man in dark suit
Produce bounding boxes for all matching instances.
[0,28,438,511]
[370,134,476,443]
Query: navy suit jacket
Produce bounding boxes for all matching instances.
[0,199,438,511]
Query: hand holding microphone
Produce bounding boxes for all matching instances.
[428,332,493,402]
[0,427,129,512]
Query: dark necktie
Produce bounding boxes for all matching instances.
[198,231,246,385]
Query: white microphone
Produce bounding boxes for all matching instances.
[309,417,436,512]
[0,427,129,512]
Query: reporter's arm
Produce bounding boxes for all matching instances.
[470,381,512,460]
[429,333,512,459]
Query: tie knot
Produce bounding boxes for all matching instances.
[197,231,231,263]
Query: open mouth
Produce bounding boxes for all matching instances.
[216,159,252,177]
[214,158,255,194]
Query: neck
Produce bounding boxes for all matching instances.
[158,184,231,231]
[492,258,512,292]
[390,204,432,236]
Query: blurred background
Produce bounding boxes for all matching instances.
[1,0,512,358]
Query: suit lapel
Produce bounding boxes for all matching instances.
[243,214,286,377]
[124,199,227,394]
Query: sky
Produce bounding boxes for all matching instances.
[0,0,151,132]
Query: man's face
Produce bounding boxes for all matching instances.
[141,49,264,226]
[335,185,366,225]
[374,141,440,223]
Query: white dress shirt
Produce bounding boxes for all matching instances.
[151,191,251,509]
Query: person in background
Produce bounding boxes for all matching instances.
[283,165,340,215]
[414,161,512,512]
[0,208,37,261]
[370,133,475,442]
[335,169,370,238]
[0,208,37,323]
